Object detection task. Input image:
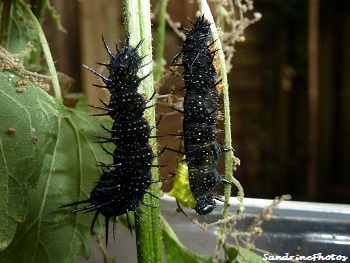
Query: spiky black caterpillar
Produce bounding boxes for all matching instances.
[61,36,158,244]
[170,15,232,215]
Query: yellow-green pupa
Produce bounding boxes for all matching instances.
[168,156,196,209]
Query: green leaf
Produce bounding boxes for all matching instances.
[224,243,269,263]
[7,2,39,56]
[162,217,213,263]
[0,70,61,249]
[0,106,113,263]
[0,69,115,262]
[162,216,268,263]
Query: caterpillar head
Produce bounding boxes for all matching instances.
[195,194,216,215]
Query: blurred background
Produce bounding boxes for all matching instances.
[43,0,350,204]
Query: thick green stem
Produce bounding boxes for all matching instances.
[19,0,62,102]
[153,0,167,81]
[123,1,163,263]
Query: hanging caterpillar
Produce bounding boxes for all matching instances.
[60,36,159,244]
[169,15,232,215]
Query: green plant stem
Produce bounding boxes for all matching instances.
[153,0,167,81]
[198,0,244,251]
[0,0,12,47]
[18,0,62,102]
[123,1,163,263]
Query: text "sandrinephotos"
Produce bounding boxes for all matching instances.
[263,253,348,261]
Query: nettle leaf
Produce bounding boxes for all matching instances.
[0,109,111,263]
[224,243,269,263]
[0,70,113,262]
[162,216,266,263]
[7,2,38,55]
[162,217,214,263]
[0,71,61,249]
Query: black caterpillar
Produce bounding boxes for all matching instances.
[171,15,232,215]
[61,36,158,244]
